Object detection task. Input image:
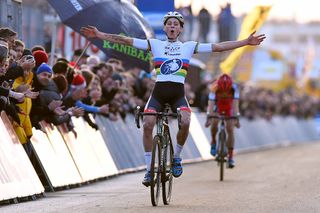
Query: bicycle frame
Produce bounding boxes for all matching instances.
[207,114,238,181]
[135,105,181,206]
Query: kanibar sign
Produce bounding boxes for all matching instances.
[103,40,151,62]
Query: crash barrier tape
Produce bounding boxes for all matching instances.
[0,112,44,202]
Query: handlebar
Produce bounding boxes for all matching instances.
[206,113,239,120]
[135,106,182,129]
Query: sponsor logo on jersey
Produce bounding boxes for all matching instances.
[164,44,181,56]
[160,59,182,75]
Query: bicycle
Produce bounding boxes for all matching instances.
[135,104,181,206]
[207,113,239,181]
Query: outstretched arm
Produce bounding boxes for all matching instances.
[80,25,133,46]
[212,31,266,52]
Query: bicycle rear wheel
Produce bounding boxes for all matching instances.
[162,133,174,205]
[150,135,161,206]
[218,131,226,181]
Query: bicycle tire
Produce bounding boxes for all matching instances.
[162,133,174,205]
[150,135,161,206]
[219,130,226,181]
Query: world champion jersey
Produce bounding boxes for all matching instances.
[133,38,213,84]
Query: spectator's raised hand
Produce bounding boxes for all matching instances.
[9,90,25,102]
[99,104,109,115]
[24,88,39,99]
[54,106,66,116]
[48,100,63,111]
[15,83,30,93]
[71,106,85,117]
[18,55,35,70]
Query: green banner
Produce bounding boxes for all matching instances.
[103,40,151,62]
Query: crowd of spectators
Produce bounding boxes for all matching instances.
[239,83,320,120]
[0,27,156,155]
[1,27,319,156]
[193,81,320,120]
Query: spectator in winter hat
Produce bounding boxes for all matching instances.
[63,73,109,115]
[33,50,48,68]
[30,62,61,128]
[71,74,86,90]
[22,48,33,57]
[36,63,53,87]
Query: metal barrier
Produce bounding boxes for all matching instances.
[194,113,320,155]
[31,117,118,190]
[31,123,83,190]
[0,112,44,202]
[95,115,145,172]
[0,109,319,203]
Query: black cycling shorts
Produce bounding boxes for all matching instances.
[145,82,190,112]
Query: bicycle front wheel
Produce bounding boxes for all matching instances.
[162,133,173,205]
[218,131,226,181]
[150,135,161,206]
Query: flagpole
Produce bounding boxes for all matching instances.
[73,41,91,68]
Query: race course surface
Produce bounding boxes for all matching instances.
[2,142,320,213]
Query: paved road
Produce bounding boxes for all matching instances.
[2,142,320,213]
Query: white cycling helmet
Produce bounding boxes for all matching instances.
[163,11,184,26]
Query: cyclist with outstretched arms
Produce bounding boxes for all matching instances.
[81,11,265,186]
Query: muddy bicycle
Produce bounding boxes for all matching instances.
[135,105,181,206]
[207,114,239,181]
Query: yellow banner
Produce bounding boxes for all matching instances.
[220,6,271,75]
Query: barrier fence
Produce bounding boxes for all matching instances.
[0,112,44,202]
[0,110,319,203]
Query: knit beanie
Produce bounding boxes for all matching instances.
[36,63,52,75]
[22,48,33,57]
[71,74,86,90]
[33,50,48,67]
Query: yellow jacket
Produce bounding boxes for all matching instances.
[12,71,33,144]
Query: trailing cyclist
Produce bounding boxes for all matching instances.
[80,11,265,186]
[205,73,240,168]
